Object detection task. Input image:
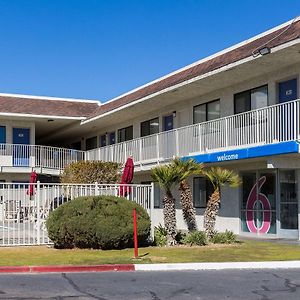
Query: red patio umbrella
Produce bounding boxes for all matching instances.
[27,170,37,196]
[119,157,134,197]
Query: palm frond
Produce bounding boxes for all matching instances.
[171,158,203,182]
[204,167,241,189]
[151,164,178,192]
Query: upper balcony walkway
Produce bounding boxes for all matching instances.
[86,99,300,168]
[0,144,85,175]
[1,98,299,175]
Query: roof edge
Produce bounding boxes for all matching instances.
[0,92,101,105]
[82,37,300,125]
[0,112,86,120]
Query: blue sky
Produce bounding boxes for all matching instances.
[0,0,299,102]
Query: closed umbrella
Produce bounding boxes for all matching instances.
[27,171,37,196]
[119,157,134,197]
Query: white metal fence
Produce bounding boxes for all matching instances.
[0,182,153,246]
[86,99,300,165]
[0,144,85,170]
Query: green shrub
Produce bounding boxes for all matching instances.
[154,224,167,247]
[210,230,237,244]
[183,231,208,246]
[154,225,186,247]
[46,195,151,249]
[60,161,121,184]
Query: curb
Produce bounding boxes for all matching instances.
[0,264,135,274]
[135,261,300,271]
[0,261,300,274]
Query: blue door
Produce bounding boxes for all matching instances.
[278,79,298,141]
[163,115,173,131]
[0,126,6,144]
[279,78,297,103]
[13,128,30,166]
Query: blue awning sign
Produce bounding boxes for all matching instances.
[183,141,300,164]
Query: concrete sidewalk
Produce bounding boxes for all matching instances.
[1,261,300,273]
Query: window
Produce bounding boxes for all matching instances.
[85,136,97,150]
[100,134,106,147]
[193,177,214,208]
[234,85,268,114]
[141,117,159,137]
[163,115,173,131]
[118,126,133,143]
[193,99,220,124]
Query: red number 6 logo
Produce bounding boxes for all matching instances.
[246,176,271,234]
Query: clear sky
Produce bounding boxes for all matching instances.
[0,0,299,102]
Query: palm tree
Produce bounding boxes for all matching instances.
[151,164,178,246]
[172,158,203,232]
[203,167,241,239]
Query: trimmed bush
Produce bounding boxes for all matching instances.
[46,195,151,249]
[210,230,237,244]
[60,161,121,184]
[182,231,208,246]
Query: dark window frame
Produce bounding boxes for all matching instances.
[193,99,220,124]
[118,125,133,143]
[193,177,214,208]
[234,84,268,114]
[85,136,97,150]
[140,117,159,137]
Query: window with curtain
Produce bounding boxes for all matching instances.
[193,99,220,124]
[141,117,159,137]
[234,85,268,114]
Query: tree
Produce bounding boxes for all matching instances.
[151,164,178,246]
[203,167,241,239]
[60,161,121,184]
[171,158,203,232]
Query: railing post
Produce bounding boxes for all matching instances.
[175,130,179,157]
[256,110,260,144]
[150,182,155,240]
[294,101,297,140]
[225,118,228,147]
[36,180,41,245]
[156,135,160,163]
[139,139,142,164]
[95,182,99,196]
[198,124,202,152]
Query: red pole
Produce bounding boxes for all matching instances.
[133,208,138,258]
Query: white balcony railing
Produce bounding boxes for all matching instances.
[86,99,300,165]
[0,144,85,171]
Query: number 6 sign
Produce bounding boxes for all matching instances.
[246,176,271,234]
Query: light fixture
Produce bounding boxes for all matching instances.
[258,47,271,56]
[172,111,176,118]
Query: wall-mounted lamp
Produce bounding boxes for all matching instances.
[258,46,271,56]
[172,111,176,118]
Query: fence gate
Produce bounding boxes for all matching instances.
[0,183,153,246]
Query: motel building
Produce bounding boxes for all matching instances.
[1,17,300,242]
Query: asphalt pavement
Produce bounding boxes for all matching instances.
[0,269,300,299]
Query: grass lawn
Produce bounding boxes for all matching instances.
[0,240,299,266]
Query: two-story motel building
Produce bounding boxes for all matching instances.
[1,17,300,239]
